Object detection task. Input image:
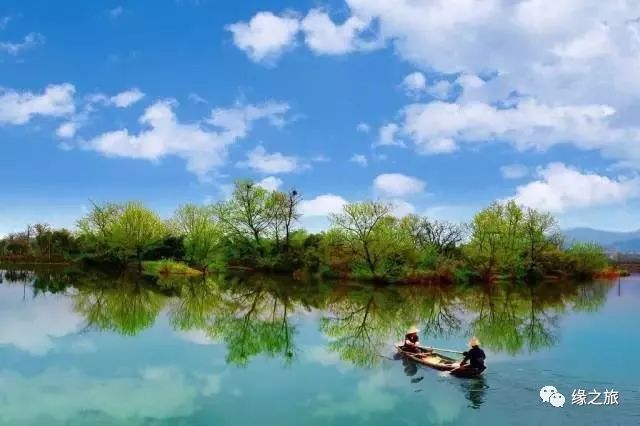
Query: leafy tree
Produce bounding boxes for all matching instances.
[172,204,222,272]
[566,242,608,277]
[214,180,271,246]
[329,201,395,277]
[109,202,167,269]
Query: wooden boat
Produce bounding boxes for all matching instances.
[394,343,484,378]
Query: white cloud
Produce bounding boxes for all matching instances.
[373,173,425,197]
[301,9,372,55]
[350,154,367,166]
[0,84,75,125]
[376,123,404,147]
[233,1,640,168]
[241,145,302,174]
[256,176,283,191]
[389,199,416,217]
[300,194,347,216]
[109,88,145,108]
[398,99,621,156]
[83,100,289,180]
[227,11,300,63]
[356,122,370,133]
[87,88,145,108]
[401,71,426,95]
[56,121,78,139]
[511,163,639,212]
[500,164,528,179]
[0,32,44,55]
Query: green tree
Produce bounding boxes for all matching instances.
[172,204,222,272]
[110,202,167,269]
[329,201,395,277]
[566,242,608,277]
[214,180,271,246]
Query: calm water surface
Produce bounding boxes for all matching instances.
[0,268,638,426]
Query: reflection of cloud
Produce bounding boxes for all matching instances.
[0,366,223,424]
[0,286,84,355]
[68,338,97,354]
[312,371,398,418]
[175,329,216,345]
[305,345,352,373]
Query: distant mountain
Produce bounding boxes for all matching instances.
[563,227,640,252]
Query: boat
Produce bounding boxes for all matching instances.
[394,343,484,378]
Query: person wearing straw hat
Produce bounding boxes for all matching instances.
[402,326,422,353]
[459,337,486,372]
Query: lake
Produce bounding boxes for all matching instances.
[0,268,638,425]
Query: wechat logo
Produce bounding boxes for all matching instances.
[540,385,565,408]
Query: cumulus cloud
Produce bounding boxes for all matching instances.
[256,176,283,191]
[83,100,289,180]
[109,88,145,107]
[500,164,528,179]
[56,121,78,139]
[0,32,44,55]
[87,88,145,108]
[350,154,367,166]
[373,173,425,197]
[389,199,416,217]
[230,1,640,168]
[241,145,303,174]
[0,84,75,125]
[511,163,639,212]
[398,99,621,156]
[401,72,426,95]
[301,9,373,55]
[376,123,404,147]
[300,194,347,216]
[227,11,300,63]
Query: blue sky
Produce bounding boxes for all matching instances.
[2,0,640,234]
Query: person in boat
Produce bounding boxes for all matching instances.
[459,337,486,372]
[402,326,422,354]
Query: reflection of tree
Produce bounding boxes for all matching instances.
[397,285,463,340]
[200,275,299,367]
[73,276,166,336]
[461,282,591,354]
[1,264,616,369]
[320,286,405,367]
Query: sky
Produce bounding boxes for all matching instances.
[2,0,640,235]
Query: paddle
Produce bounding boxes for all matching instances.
[419,345,465,355]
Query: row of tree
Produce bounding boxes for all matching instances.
[0,179,610,282]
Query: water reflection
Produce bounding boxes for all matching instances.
[0,267,613,368]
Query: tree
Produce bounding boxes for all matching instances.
[267,189,301,251]
[214,180,271,247]
[172,204,222,272]
[77,202,123,260]
[521,207,560,274]
[329,201,397,276]
[566,242,608,277]
[109,202,167,269]
[404,215,465,257]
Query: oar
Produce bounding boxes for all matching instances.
[420,345,465,355]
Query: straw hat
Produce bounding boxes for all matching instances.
[469,336,480,347]
[406,326,420,334]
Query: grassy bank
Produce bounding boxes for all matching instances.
[142,260,203,277]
